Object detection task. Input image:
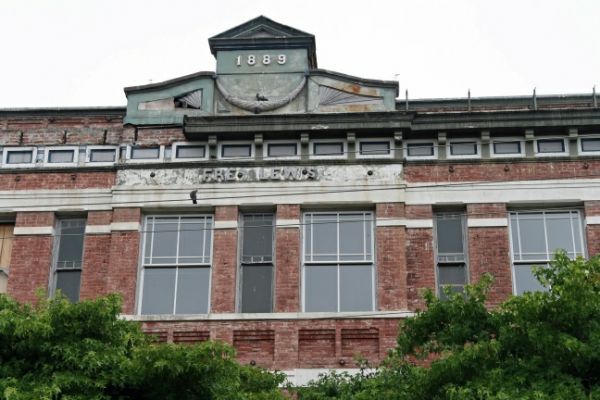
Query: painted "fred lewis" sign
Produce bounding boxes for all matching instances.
[200,167,319,183]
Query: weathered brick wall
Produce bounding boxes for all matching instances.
[376,203,407,310]
[584,201,600,256]
[405,205,434,311]
[79,211,113,300]
[211,206,238,313]
[274,205,300,312]
[0,172,115,190]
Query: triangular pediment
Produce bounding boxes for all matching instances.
[211,15,312,40]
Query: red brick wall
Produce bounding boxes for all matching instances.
[585,201,600,256]
[211,206,238,313]
[406,228,435,311]
[275,205,300,312]
[0,172,115,190]
[376,203,407,310]
[79,211,113,300]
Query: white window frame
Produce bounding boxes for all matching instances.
[137,214,214,315]
[218,141,254,161]
[263,140,300,160]
[309,139,347,160]
[490,138,525,158]
[508,210,586,295]
[2,147,38,168]
[403,139,438,160]
[85,145,119,165]
[356,138,394,159]
[171,142,208,162]
[577,135,600,156]
[301,211,375,312]
[534,138,569,157]
[446,139,481,160]
[126,145,165,163]
[50,218,86,301]
[43,146,79,167]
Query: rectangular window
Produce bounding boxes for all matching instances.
[580,137,600,154]
[0,224,14,294]
[172,143,207,160]
[266,143,298,158]
[405,141,436,159]
[536,139,567,155]
[52,219,86,302]
[509,210,585,295]
[303,212,374,312]
[88,148,117,163]
[358,140,392,158]
[493,141,522,155]
[240,214,274,313]
[140,215,213,315]
[221,144,252,159]
[4,148,36,165]
[130,146,161,160]
[434,213,468,299]
[448,141,479,158]
[47,148,76,164]
[311,141,345,158]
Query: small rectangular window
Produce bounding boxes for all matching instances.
[313,142,344,157]
[406,142,435,158]
[358,141,391,157]
[536,139,565,154]
[434,213,468,298]
[6,150,33,164]
[221,144,252,158]
[53,219,86,302]
[89,149,116,162]
[267,143,298,158]
[131,147,161,160]
[580,138,600,153]
[448,141,479,158]
[47,149,75,164]
[493,141,521,155]
[176,145,206,159]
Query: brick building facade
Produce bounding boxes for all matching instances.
[1,16,599,384]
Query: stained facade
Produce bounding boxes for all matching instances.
[1,16,600,384]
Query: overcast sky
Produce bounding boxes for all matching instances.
[0,0,598,107]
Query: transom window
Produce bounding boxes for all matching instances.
[140,215,213,315]
[509,210,585,295]
[434,213,468,299]
[303,212,374,312]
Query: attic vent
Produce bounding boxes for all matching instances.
[176,89,203,109]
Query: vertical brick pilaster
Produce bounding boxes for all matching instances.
[405,205,434,311]
[585,201,600,256]
[211,206,238,313]
[376,203,407,310]
[275,205,300,312]
[7,212,55,303]
[80,211,112,300]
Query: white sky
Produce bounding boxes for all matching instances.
[0,0,598,107]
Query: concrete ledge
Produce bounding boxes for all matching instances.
[214,220,238,229]
[586,216,600,225]
[467,218,508,228]
[376,218,406,227]
[13,226,54,235]
[85,225,111,234]
[404,219,433,229]
[110,222,140,232]
[276,219,301,228]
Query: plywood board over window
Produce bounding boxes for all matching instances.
[0,224,14,293]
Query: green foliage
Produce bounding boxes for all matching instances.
[297,252,600,399]
[0,293,285,399]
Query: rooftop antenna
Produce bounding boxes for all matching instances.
[405,89,409,112]
[594,85,598,108]
[468,89,471,112]
[533,87,538,110]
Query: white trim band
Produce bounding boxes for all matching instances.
[13,226,54,235]
[214,220,238,229]
[376,218,406,227]
[586,216,600,225]
[110,222,141,232]
[405,219,433,229]
[276,218,300,228]
[85,225,112,234]
[467,218,508,228]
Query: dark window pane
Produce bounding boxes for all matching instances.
[360,141,390,156]
[178,221,208,264]
[407,143,434,157]
[546,213,575,256]
[436,216,464,256]
[56,220,85,269]
[537,139,564,153]
[305,265,337,312]
[141,268,175,314]
[55,270,81,302]
[48,150,74,163]
[517,214,546,260]
[340,265,372,311]
[268,143,297,157]
[242,214,273,262]
[339,214,366,261]
[438,264,466,285]
[6,151,33,164]
[311,214,338,261]
[222,144,251,158]
[493,141,521,154]
[450,142,477,156]
[90,149,116,162]
[313,142,344,156]
[241,265,273,313]
[176,145,205,159]
[514,264,548,295]
[175,267,210,314]
[131,147,160,159]
[151,219,178,263]
[581,138,600,152]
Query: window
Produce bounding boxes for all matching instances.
[535,139,568,156]
[86,146,118,163]
[52,219,86,302]
[45,147,78,165]
[0,224,14,294]
[404,140,437,160]
[447,140,480,159]
[219,143,253,159]
[509,210,585,295]
[240,214,274,313]
[172,142,207,161]
[2,147,37,167]
[310,141,346,159]
[434,213,468,299]
[579,137,600,155]
[140,215,213,314]
[303,212,374,312]
[491,139,524,157]
[128,146,163,161]
[357,139,392,158]
[264,142,299,159]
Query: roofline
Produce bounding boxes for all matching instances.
[0,106,126,117]
[123,71,215,94]
[396,93,599,103]
[311,69,399,96]
[209,15,314,41]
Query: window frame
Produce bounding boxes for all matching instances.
[50,218,86,302]
[508,210,586,295]
[577,135,600,156]
[263,140,300,160]
[2,147,38,168]
[137,214,214,315]
[446,139,481,160]
[43,146,79,167]
[171,142,208,162]
[309,139,347,160]
[356,138,394,159]
[126,145,165,163]
[301,211,375,312]
[490,138,526,158]
[433,212,469,298]
[403,139,438,160]
[218,141,254,161]
[534,138,569,157]
[85,145,119,165]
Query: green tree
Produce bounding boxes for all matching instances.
[0,293,284,400]
[296,252,600,399]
